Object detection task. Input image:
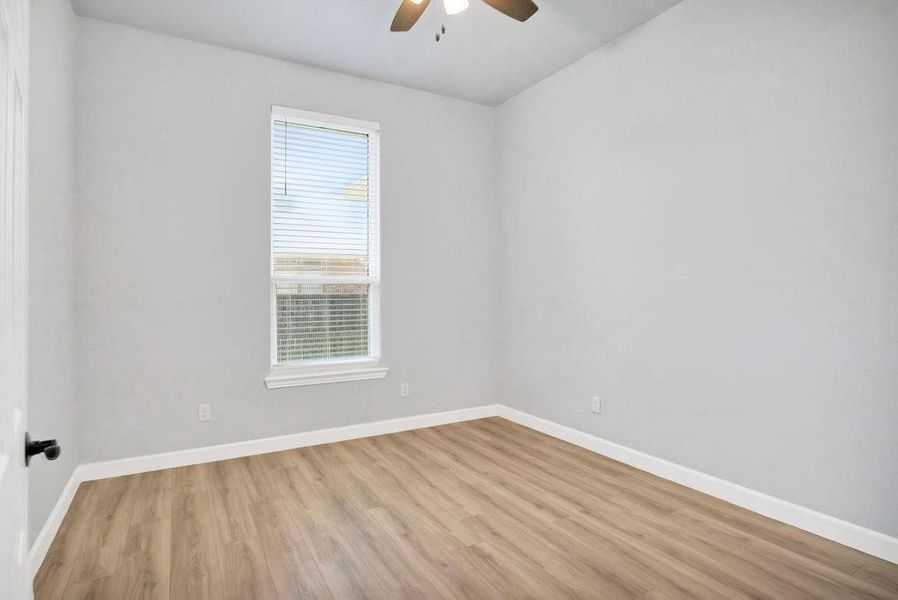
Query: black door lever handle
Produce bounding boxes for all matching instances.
[25,432,61,466]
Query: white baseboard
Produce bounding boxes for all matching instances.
[29,466,83,580]
[495,405,898,565]
[77,404,502,482]
[30,402,897,580]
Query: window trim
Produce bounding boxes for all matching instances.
[266,106,386,388]
[265,360,389,389]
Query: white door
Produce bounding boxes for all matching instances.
[0,0,29,597]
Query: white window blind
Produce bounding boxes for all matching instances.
[270,108,380,367]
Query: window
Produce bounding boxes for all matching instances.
[265,107,386,388]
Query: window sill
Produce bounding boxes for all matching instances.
[265,360,389,389]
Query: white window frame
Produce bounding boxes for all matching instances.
[265,106,387,388]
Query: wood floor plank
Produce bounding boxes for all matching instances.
[33,482,99,600]
[170,463,210,491]
[365,505,473,599]
[116,519,171,599]
[67,475,137,586]
[855,557,898,598]
[459,511,637,599]
[35,418,898,599]
[205,459,258,544]
[251,499,332,598]
[129,470,173,526]
[169,484,224,600]
[317,554,392,600]
[220,537,279,600]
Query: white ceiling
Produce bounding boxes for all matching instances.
[71,0,682,105]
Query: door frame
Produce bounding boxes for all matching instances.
[0,0,30,597]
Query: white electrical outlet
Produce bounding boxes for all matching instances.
[591,395,601,414]
[198,403,212,422]
[400,382,410,398]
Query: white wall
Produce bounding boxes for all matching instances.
[497,0,898,535]
[74,18,499,462]
[28,0,80,542]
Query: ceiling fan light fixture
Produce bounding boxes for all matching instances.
[391,0,536,33]
[443,0,469,15]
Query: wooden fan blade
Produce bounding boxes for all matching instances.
[482,0,539,22]
[390,0,431,31]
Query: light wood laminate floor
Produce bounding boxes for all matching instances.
[35,417,898,599]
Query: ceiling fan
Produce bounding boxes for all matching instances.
[390,0,539,32]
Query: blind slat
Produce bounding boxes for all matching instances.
[272,116,378,364]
